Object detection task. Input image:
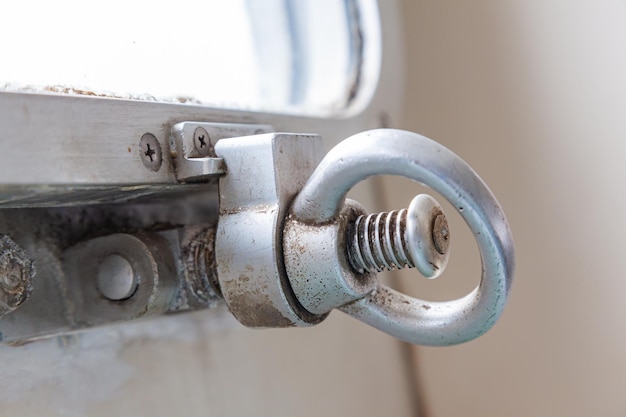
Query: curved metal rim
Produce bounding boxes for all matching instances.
[290,128,515,346]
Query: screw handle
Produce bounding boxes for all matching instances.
[289,128,514,346]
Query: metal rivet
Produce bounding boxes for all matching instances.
[139,133,162,171]
[97,254,138,301]
[193,127,213,157]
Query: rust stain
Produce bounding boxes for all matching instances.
[221,277,294,328]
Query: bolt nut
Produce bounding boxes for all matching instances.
[193,127,214,157]
[139,133,163,171]
[0,235,35,315]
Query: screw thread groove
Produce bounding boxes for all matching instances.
[348,209,415,273]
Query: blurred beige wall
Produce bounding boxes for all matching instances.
[391,1,626,415]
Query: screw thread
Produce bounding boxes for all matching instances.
[347,194,451,278]
[348,209,415,273]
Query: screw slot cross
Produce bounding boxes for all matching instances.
[144,143,156,162]
[193,127,212,156]
[139,133,162,171]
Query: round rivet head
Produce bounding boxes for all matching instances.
[97,255,138,301]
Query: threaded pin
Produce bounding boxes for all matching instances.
[346,194,450,279]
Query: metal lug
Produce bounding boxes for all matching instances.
[64,233,179,327]
[214,133,327,328]
[169,122,273,182]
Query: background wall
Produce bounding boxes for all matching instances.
[393,1,626,415]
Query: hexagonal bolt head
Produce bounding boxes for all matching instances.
[0,235,35,315]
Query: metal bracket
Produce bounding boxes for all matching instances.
[214,132,327,327]
[169,122,273,182]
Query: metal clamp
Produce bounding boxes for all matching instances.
[284,129,514,346]
[214,133,327,328]
[0,127,513,345]
[169,122,273,182]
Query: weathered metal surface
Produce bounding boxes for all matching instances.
[0,119,279,341]
[0,184,213,209]
[214,133,327,328]
[0,127,513,347]
[432,213,450,255]
[0,235,34,316]
[0,188,221,343]
[283,200,378,315]
[288,128,515,346]
[64,233,178,327]
[169,121,272,183]
[180,225,222,308]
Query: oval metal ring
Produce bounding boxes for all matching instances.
[291,129,515,346]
